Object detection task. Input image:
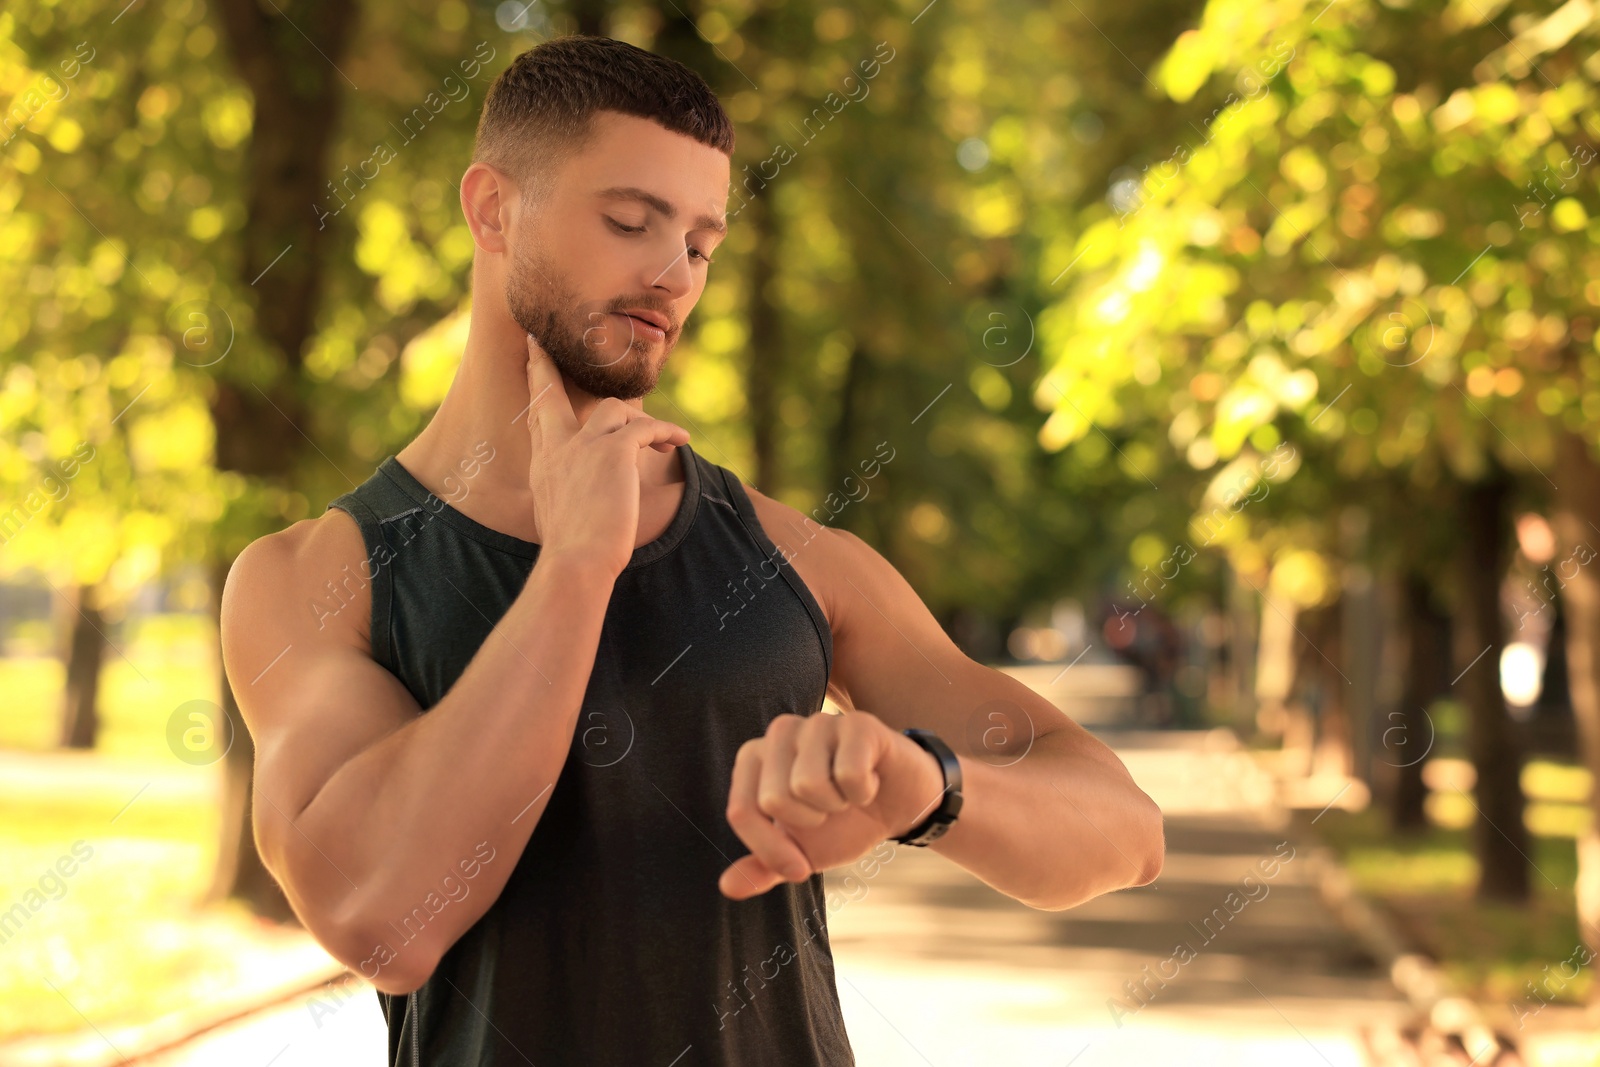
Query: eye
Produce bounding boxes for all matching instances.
[608,215,715,264]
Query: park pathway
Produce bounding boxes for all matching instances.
[129,726,1414,1066]
[826,727,1411,1067]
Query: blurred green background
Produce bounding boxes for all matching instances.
[2,0,1599,1061]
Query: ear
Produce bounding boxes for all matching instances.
[461,161,516,254]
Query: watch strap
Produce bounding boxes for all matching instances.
[891,728,964,847]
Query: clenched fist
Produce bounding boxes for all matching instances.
[719,711,949,900]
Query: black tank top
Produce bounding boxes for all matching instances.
[326,443,856,1067]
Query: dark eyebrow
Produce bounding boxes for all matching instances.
[595,185,727,236]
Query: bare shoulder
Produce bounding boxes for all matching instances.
[221,507,374,670]
[220,507,425,887]
[741,483,957,717]
[739,483,886,626]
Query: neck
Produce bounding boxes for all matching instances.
[397,290,680,519]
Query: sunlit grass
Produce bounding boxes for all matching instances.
[0,612,218,756]
[0,614,283,1042]
[0,655,63,750]
[1419,759,1594,838]
[1317,791,1592,1008]
[1525,761,1595,805]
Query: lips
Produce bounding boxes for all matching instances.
[616,308,671,334]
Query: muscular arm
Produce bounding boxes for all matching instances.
[745,492,1164,911]
[224,350,686,995]
[221,512,614,995]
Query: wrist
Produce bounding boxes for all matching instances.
[889,729,964,847]
[535,547,623,587]
[889,745,945,840]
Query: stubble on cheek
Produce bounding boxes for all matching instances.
[504,245,667,401]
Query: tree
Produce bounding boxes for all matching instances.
[1551,432,1600,955]
[201,0,538,914]
[0,12,220,758]
[4,0,539,916]
[1040,0,1600,905]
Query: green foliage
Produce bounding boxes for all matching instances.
[0,5,230,600]
[1045,0,1600,599]
[8,0,1591,627]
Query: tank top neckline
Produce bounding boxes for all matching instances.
[374,442,702,572]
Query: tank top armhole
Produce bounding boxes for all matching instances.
[325,496,397,676]
[709,462,835,687]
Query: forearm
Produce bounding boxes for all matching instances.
[287,551,616,984]
[927,728,1164,911]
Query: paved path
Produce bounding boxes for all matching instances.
[132,728,1411,1066]
[828,729,1410,1066]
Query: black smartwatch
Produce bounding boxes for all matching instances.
[891,728,964,847]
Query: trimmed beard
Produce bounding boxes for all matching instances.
[504,241,675,401]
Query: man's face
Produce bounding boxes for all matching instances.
[505,111,730,400]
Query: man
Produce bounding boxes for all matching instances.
[220,34,1163,1067]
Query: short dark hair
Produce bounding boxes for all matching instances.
[472,35,734,196]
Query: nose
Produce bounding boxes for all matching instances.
[644,237,696,301]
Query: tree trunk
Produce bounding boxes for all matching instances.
[566,0,607,36]
[1227,562,1260,736]
[1385,573,1448,832]
[1254,566,1292,742]
[650,4,725,88]
[1551,432,1600,972]
[57,583,105,750]
[745,192,783,492]
[1339,509,1378,786]
[824,342,874,536]
[1456,472,1528,902]
[1307,600,1352,779]
[208,0,358,916]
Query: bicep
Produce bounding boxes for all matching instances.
[220,519,421,877]
[822,529,1062,738]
